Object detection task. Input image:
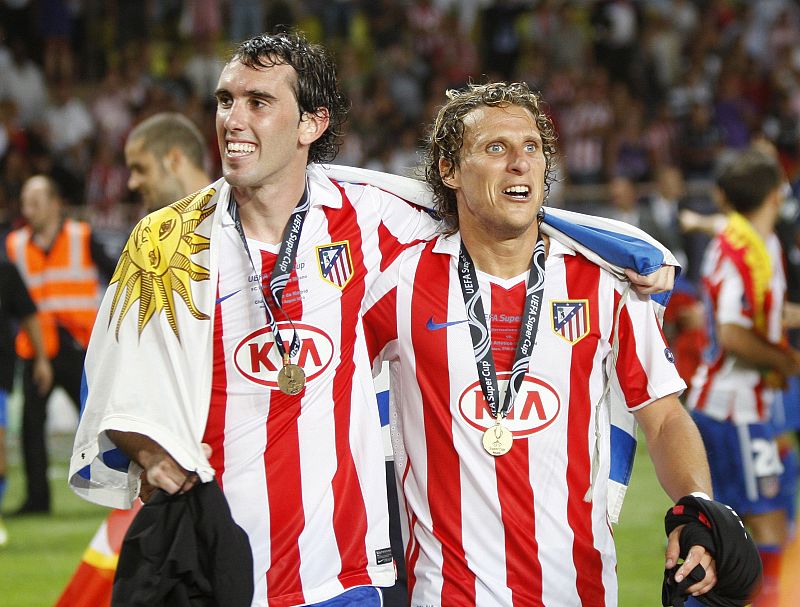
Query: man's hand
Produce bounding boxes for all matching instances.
[625,265,675,295]
[32,356,53,396]
[665,524,718,597]
[138,442,212,503]
[107,430,210,502]
[140,450,197,496]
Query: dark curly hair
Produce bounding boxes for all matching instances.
[424,82,557,234]
[230,30,350,164]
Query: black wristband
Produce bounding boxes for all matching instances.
[661,494,761,607]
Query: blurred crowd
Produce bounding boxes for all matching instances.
[1,0,800,287]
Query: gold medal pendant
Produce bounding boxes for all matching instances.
[482,421,513,456]
[277,353,306,395]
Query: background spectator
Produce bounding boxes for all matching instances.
[5,175,114,515]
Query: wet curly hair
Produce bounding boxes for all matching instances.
[230,30,350,164]
[424,82,557,234]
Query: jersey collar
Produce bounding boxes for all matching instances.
[306,163,345,208]
[431,230,576,259]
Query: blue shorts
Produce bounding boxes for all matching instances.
[780,444,798,522]
[0,390,7,428]
[692,411,785,516]
[308,587,383,607]
[778,375,800,431]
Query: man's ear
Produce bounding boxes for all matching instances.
[164,147,184,174]
[768,184,785,211]
[439,158,458,189]
[299,108,330,146]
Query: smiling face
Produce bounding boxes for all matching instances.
[444,104,546,242]
[214,59,327,196]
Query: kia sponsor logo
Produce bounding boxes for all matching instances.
[458,373,561,436]
[234,322,334,387]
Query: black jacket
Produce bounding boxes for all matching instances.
[113,480,253,607]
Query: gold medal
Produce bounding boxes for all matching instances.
[482,421,513,456]
[277,354,305,395]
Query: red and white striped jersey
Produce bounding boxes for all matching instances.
[363,235,685,607]
[204,167,436,607]
[686,232,786,424]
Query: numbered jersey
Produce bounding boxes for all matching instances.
[686,232,786,424]
[205,168,436,607]
[363,235,685,607]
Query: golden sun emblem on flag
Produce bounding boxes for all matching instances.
[108,188,216,340]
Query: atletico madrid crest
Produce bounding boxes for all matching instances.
[316,241,353,289]
[551,300,590,344]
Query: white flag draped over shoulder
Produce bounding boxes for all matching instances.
[69,180,230,509]
[321,164,678,523]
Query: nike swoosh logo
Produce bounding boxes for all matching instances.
[216,289,241,305]
[426,317,469,331]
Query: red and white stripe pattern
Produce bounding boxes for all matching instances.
[364,236,684,607]
[204,169,436,607]
[687,233,786,424]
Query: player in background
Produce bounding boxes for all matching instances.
[687,148,800,607]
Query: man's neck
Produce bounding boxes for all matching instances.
[459,225,541,279]
[182,168,212,197]
[33,219,62,250]
[233,179,307,245]
[746,206,777,241]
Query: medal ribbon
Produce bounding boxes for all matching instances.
[457,237,546,420]
[228,188,310,361]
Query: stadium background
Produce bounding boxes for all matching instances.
[1,0,800,605]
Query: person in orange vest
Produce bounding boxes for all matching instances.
[5,175,115,515]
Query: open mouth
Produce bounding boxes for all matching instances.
[226,142,256,157]
[503,185,530,199]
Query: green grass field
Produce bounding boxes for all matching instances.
[0,430,672,607]
[0,433,108,607]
